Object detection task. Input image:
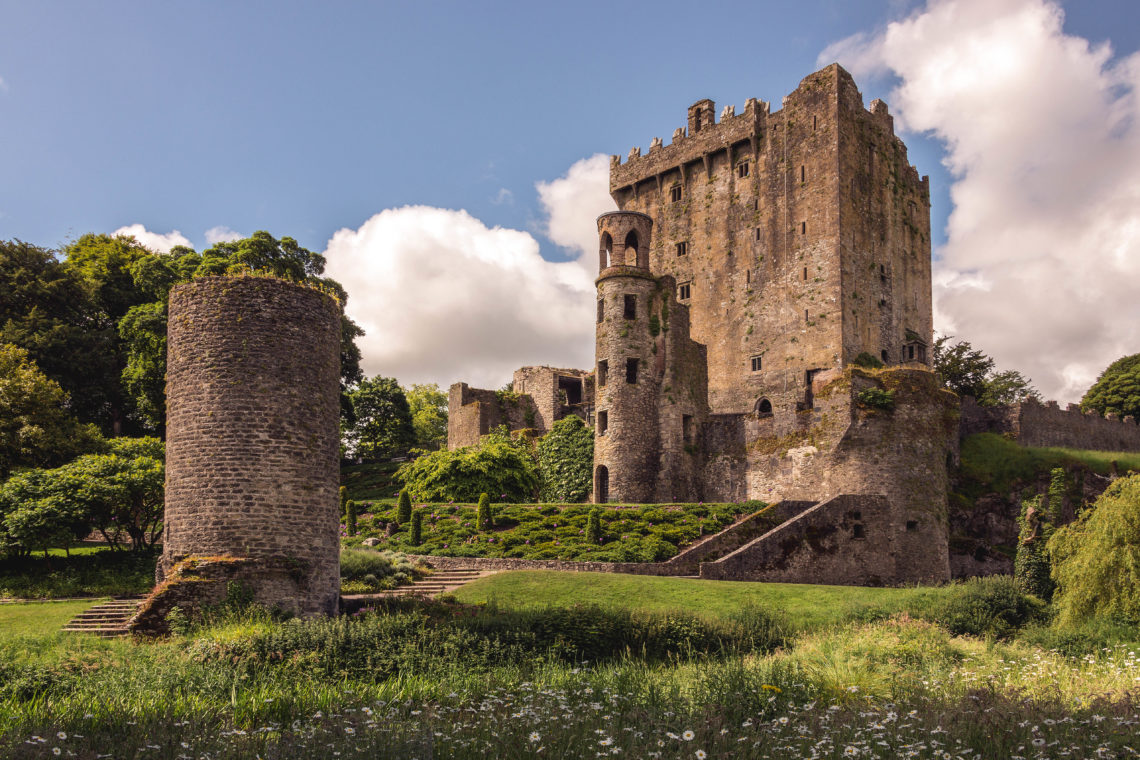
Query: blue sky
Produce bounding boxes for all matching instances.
[2,0,1139,401]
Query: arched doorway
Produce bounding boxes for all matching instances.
[754,398,773,418]
[594,465,609,504]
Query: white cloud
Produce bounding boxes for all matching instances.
[822,0,1140,402]
[0,76,8,93]
[204,225,243,246]
[491,188,513,205]
[324,155,615,389]
[112,223,192,253]
[536,153,617,267]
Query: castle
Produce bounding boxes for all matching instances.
[449,64,1140,585]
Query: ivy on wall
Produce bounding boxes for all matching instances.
[537,416,594,503]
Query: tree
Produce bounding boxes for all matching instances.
[0,344,103,480]
[0,468,89,557]
[118,302,168,431]
[396,490,412,525]
[536,415,594,503]
[396,431,539,503]
[406,383,448,450]
[345,376,415,460]
[1049,473,1140,626]
[1081,353,1140,421]
[933,335,1039,406]
[476,492,492,530]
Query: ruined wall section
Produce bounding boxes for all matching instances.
[959,396,1140,452]
[512,366,593,431]
[836,83,932,366]
[447,383,538,450]
[159,276,342,617]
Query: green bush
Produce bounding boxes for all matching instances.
[339,486,348,518]
[410,511,423,546]
[1049,473,1140,626]
[1015,468,1063,600]
[346,500,357,536]
[536,416,594,503]
[856,387,894,410]
[397,428,539,503]
[0,549,155,598]
[396,490,412,525]
[477,493,492,531]
[340,549,422,593]
[852,351,884,369]
[916,576,1046,638]
[586,508,602,544]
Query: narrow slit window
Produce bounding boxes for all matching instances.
[745,270,751,284]
[682,415,693,444]
[755,228,762,241]
[623,294,636,320]
[597,410,608,435]
[800,165,805,182]
[625,358,639,384]
[676,241,688,257]
[803,267,808,281]
[670,185,682,202]
[597,360,608,387]
[597,298,604,323]
[804,309,809,322]
[801,221,807,235]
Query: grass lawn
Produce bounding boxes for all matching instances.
[0,600,98,636]
[449,570,948,630]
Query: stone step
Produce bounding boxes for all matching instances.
[62,599,141,637]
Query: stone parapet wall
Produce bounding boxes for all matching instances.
[665,500,815,569]
[447,383,539,450]
[959,396,1140,453]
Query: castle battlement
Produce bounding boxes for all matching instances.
[960,395,1140,452]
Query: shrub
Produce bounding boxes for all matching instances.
[397,429,539,503]
[346,500,357,536]
[586,508,602,544]
[410,511,423,546]
[856,387,894,410]
[477,493,492,531]
[396,490,412,525]
[852,351,884,369]
[1049,473,1140,626]
[1015,468,1063,600]
[917,575,1046,638]
[536,416,594,503]
[339,486,348,518]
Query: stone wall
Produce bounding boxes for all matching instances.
[664,500,815,570]
[408,554,687,577]
[959,396,1140,453]
[447,382,538,450]
[156,275,342,619]
[700,495,894,585]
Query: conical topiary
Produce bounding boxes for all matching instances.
[396,490,412,525]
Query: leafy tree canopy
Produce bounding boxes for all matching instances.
[933,335,1039,406]
[406,383,448,450]
[1080,353,1140,421]
[346,376,415,460]
[396,427,539,503]
[0,344,103,480]
[1049,473,1140,626]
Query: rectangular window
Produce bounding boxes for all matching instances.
[803,267,808,281]
[800,165,805,182]
[597,410,608,435]
[736,162,750,178]
[597,298,604,323]
[626,358,638,384]
[597,360,607,387]
[801,221,807,235]
[755,228,762,241]
[670,185,682,202]
[623,294,636,319]
[678,282,691,300]
[804,309,809,322]
[750,355,762,372]
[676,241,687,256]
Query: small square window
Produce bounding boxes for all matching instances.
[678,282,691,300]
[737,162,750,178]
[750,355,762,372]
[597,298,604,323]
[597,410,608,435]
[626,358,639,384]
[623,294,636,320]
[853,524,865,539]
[676,241,687,257]
[597,360,608,387]
[670,185,682,202]
[906,520,918,532]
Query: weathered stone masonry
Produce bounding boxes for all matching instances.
[133,276,342,632]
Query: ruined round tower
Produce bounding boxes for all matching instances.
[593,212,660,503]
[156,275,342,619]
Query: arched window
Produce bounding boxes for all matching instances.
[594,465,609,504]
[755,398,773,418]
[599,232,613,270]
[624,230,638,265]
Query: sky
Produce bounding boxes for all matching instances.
[2,0,1139,402]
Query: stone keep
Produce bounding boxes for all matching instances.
[159,276,342,616]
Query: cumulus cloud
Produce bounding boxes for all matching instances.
[536,153,617,267]
[112,223,192,253]
[821,0,1140,402]
[204,225,243,246]
[324,155,615,389]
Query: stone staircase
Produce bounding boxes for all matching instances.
[61,597,143,638]
[372,568,490,597]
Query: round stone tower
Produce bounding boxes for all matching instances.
[161,276,342,616]
[593,211,660,503]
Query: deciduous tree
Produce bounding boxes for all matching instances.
[1081,353,1140,421]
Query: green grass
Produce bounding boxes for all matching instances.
[341,460,402,503]
[450,570,947,630]
[959,433,1140,498]
[0,551,156,599]
[0,600,98,636]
